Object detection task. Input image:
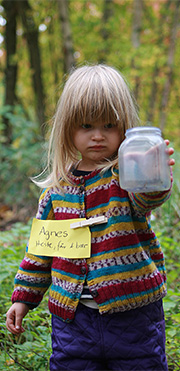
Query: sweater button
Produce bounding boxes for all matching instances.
[79,185,85,192]
[80,177,84,184]
[91,290,98,298]
[81,266,86,274]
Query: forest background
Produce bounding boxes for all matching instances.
[0,0,180,370]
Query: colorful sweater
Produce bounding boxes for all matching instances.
[12,167,171,322]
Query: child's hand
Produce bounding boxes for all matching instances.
[6,302,29,335]
[164,139,175,183]
[164,139,175,167]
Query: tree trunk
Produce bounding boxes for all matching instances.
[147,0,171,124]
[159,0,180,131]
[146,64,159,124]
[17,0,46,137]
[131,0,143,101]
[131,0,143,48]
[57,0,75,74]
[47,21,59,87]
[98,0,113,63]
[2,0,18,144]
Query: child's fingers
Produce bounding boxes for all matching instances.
[167,147,174,156]
[6,313,20,334]
[15,316,25,333]
[164,140,174,154]
[6,306,25,335]
[168,158,175,166]
[6,320,24,334]
[164,139,175,166]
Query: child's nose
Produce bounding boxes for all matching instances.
[92,129,104,140]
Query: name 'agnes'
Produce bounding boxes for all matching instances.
[39,226,69,241]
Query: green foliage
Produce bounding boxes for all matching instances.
[0,105,45,209]
[155,232,180,370]
[0,222,51,370]
[150,158,180,370]
[1,0,180,144]
[0,308,51,371]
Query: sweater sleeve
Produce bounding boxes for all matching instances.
[128,181,172,215]
[11,188,54,309]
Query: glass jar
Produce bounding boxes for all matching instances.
[118,127,171,193]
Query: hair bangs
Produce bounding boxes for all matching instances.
[72,96,119,127]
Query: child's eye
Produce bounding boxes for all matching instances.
[104,123,115,129]
[81,124,92,129]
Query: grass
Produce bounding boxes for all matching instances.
[0,222,51,370]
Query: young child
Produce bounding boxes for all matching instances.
[6,64,175,371]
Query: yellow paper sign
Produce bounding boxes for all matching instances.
[28,218,91,259]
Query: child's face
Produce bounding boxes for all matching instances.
[73,121,122,171]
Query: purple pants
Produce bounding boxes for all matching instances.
[50,300,168,371]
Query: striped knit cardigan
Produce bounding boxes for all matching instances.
[12,167,171,322]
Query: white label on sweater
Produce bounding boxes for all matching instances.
[28,218,91,258]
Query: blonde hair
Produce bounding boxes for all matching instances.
[34,64,139,189]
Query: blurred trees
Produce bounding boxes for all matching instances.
[1,0,180,139]
[0,0,179,211]
[159,0,180,131]
[3,0,46,138]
